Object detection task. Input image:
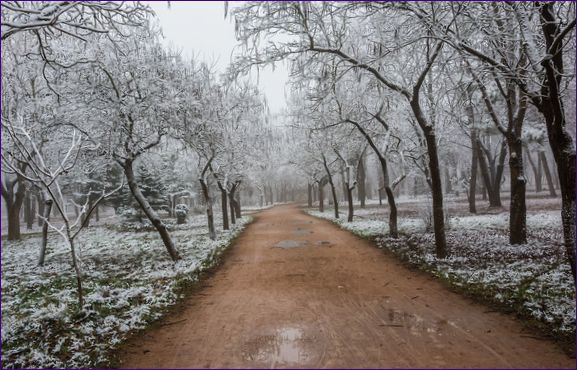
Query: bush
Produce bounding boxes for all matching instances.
[175,204,189,224]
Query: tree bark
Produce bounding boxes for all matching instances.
[357,152,366,208]
[24,191,34,230]
[220,188,229,230]
[532,3,574,279]
[235,189,241,218]
[123,161,181,261]
[477,144,502,207]
[525,148,542,193]
[38,198,53,266]
[423,130,448,258]
[318,181,324,212]
[469,128,479,213]
[200,177,216,240]
[444,166,452,194]
[539,151,557,198]
[346,185,354,222]
[321,155,339,219]
[2,176,27,240]
[307,183,313,208]
[37,190,45,226]
[508,138,527,244]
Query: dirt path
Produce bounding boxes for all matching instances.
[118,205,574,368]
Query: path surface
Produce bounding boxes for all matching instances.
[118,205,573,368]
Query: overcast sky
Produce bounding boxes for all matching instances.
[149,1,289,114]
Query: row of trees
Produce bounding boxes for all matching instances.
[1,1,271,307]
[229,1,576,279]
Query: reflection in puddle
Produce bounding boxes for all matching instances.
[242,326,317,366]
[274,240,307,249]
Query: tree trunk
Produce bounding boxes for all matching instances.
[357,153,366,208]
[235,190,241,218]
[8,206,22,240]
[318,183,324,212]
[220,188,229,230]
[38,198,53,266]
[469,129,479,214]
[477,145,502,207]
[4,177,26,240]
[346,185,354,222]
[67,236,84,309]
[508,139,527,244]
[200,178,216,240]
[228,192,236,225]
[37,190,45,226]
[322,155,339,219]
[424,131,448,258]
[307,183,313,208]
[24,191,34,230]
[444,166,452,194]
[525,149,542,193]
[535,2,575,280]
[378,158,398,238]
[95,204,100,221]
[123,161,181,261]
[539,151,557,198]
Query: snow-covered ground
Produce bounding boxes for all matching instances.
[1,213,251,368]
[307,206,576,339]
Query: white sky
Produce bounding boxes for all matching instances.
[148,1,290,114]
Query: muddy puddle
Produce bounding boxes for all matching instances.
[242,326,320,366]
[274,240,307,248]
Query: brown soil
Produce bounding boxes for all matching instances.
[117,205,574,368]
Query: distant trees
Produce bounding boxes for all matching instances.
[231,1,575,276]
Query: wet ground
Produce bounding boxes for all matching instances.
[117,205,574,368]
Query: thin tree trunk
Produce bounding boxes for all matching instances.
[444,166,452,194]
[38,198,53,266]
[318,182,324,212]
[539,151,557,197]
[424,131,448,258]
[469,129,479,213]
[228,192,236,225]
[357,152,366,208]
[124,161,181,261]
[67,236,84,309]
[200,178,216,240]
[24,191,33,230]
[477,145,501,207]
[525,148,542,193]
[220,188,229,230]
[95,204,100,222]
[346,185,354,222]
[321,155,339,219]
[307,183,313,208]
[37,190,45,226]
[235,190,241,218]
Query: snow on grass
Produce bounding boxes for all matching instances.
[307,208,575,338]
[2,215,251,369]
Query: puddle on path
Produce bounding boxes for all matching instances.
[274,240,307,249]
[242,326,319,366]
